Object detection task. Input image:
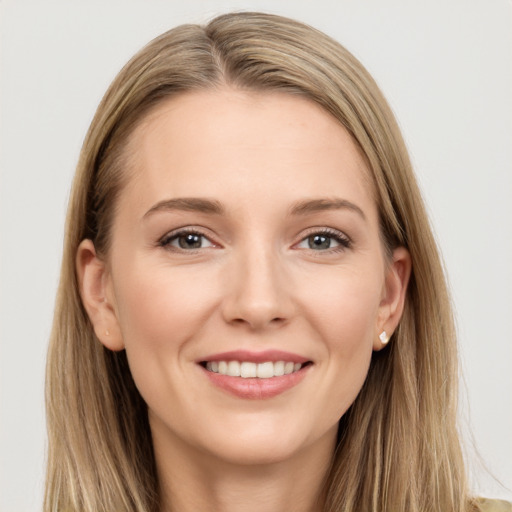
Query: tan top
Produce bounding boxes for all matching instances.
[479,498,512,511]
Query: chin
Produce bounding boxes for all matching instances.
[190,416,338,468]
[215,437,302,466]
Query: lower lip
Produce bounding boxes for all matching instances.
[201,364,311,399]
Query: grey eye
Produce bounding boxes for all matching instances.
[296,233,344,251]
[307,234,334,250]
[295,228,351,252]
[162,231,215,250]
[177,233,203,249]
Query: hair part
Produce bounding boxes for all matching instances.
[45,12,478,512]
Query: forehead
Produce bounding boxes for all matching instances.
[120,88,376,217]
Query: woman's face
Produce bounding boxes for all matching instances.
[80,88,409,467]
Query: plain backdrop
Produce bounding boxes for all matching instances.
[1,1,511,510]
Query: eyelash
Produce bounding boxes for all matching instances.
[159,228,215,252]
[158,227,352,253]
[298,227,352,253]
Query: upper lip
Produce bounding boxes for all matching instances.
[198,349,310,364]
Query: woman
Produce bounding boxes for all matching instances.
[44,11,510,512]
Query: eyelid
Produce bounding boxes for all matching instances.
[157,225,351,253]
[294,227,352,251]
[158,226,220,250]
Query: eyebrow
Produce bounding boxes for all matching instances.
[143,197,225,218]
[143,196,366,220]
[288,198,366,220]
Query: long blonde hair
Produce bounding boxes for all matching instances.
[45,12,477,512]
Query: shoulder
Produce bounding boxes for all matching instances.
[477,498,512,512]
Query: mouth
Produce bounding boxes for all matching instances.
[198,350,313,399]
[201,360,311,378]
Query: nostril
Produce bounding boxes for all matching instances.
[228,316,287,330]
[270,317,287,326]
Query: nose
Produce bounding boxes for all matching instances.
[221,245,294,331]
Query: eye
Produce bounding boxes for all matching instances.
[159,229,215,251]
[296,229,351,252]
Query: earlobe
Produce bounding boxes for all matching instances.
[374,246,411,351]
[76,239,125,351]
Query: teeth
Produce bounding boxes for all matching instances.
[240,362,257,378]
[257,362,273,378]
[274,361,285,376]
[205,360,305,378]
[227,361,240,377]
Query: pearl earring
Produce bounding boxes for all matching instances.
[379,331,389,345]
[105,329,110,336]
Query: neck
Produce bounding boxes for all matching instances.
[152,420,336,512]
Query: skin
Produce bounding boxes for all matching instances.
[77,88,411,512]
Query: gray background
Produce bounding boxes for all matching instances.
[1,1,511,510]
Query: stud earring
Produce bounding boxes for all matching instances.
[379,331,389,345]
[105,329,110,336]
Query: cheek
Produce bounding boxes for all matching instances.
[113,262,215,346]
[110,262,219,396]
[303,264,382,347]
[302,267,382,411]
[110,263,221,417]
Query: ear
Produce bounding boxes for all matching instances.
[76,239,125,351]
[374,246,411,350]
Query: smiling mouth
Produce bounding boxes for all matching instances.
[201,360,311,379]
